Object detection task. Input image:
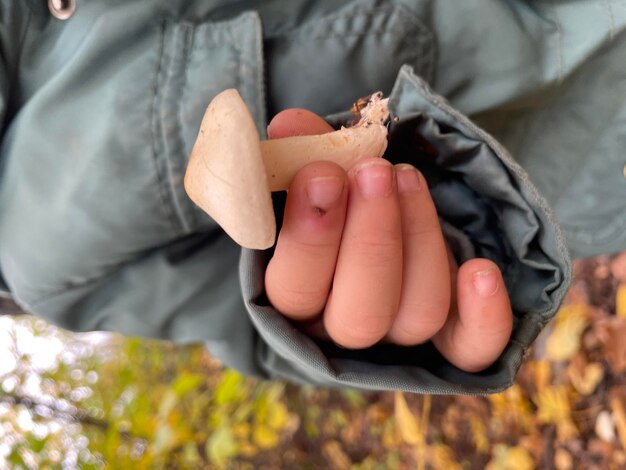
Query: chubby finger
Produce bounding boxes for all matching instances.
[385,165,450,345]
[265,107,345,320]
[432,258,513,372]
[324,158,403,349]
[265,161,348,320]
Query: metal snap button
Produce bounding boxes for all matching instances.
[48,0,76,20]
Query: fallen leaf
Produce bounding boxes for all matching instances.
[382,419,401,450]
[206,426,239,467]
[531,360,552,393]
[441,405,460,441]
[252,424,279,449]
[535,386,571,425]
[322,440,351,470]
[610,252,626,282]
[340,415,363,446]
[610,397,626,451]
[266,401,289,430]
[488,384,533,429]
[554,447,573,470]
[366,403,390,424]
[238,442,258,458]
[588,438,618,465]
[394,391,421,445]
[558,420,579,441]
[546,305,589,362]
[486,444,534,470]
[535,385,578,440]
[470,416,489,454]
[428,443,462,470]
[595,411,616,443]
[616,283,626,318]
[567,361,604,395]
[603,320,626,374]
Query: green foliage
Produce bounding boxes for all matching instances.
[0,316,303,468]
[4,255,626,469]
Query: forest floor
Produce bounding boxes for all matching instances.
[246,253,626,469]
[1,252,625,469]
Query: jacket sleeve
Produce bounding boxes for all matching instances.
[0,9,268,378]
[0,1,30,294]
[0,62,7,295]
[240,66,572,394]
[0,6,570,394]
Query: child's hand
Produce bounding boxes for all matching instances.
[264,109,513,372]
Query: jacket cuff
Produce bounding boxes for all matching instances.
[240,65,571,394]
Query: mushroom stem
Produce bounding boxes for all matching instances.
[261,124,388,191]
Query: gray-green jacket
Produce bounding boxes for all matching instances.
[1,0,622,394]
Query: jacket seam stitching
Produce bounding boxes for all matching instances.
[176,23,247,227]
[150,19,186,235]
[15,4,33,70]
[272,5,417,38]
[166,22,194,233]
[28,18,254,307]
[2,3,33,125]
[551,0,564,82]
[270,4,434,82]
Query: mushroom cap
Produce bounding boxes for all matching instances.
[184,89,275,249]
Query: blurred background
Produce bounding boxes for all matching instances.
[1,252,625,469]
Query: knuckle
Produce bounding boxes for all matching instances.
[266,276,328,319]
[345,233,402,266]
[391,310,449,345]
[404,220,441,238]
[290,237,338,256]
[326,310,393,349]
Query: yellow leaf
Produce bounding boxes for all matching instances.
[214,369,246,406]
[534,386,578,440]
[206,426,238,467]
[382,420,400,450]
[394,391,421,445]
[231,422,250,440]
[568,362,604,395]
[535,385,571,424]
[488,384,533,429]
[238,442,258,458]
[530,360,551,392]
[616,283,626,318]
[557,418,579,441]
[428,443,462,470]
[554,448,573,470]
[546,304,589,362]
[486,445,534,470]
[470,416,489,454]
[266,401,289,430]
[252,424,279,449]
[322,441,351,470]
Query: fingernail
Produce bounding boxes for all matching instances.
[472,268,499,297]
[354,160,394,199]
[395,164,422,193]
[306,176,344,210]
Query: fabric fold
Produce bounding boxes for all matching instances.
[241,65,571,394]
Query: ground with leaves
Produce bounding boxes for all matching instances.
[1,252,625,469]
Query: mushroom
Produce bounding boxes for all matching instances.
[184,89,389,250]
